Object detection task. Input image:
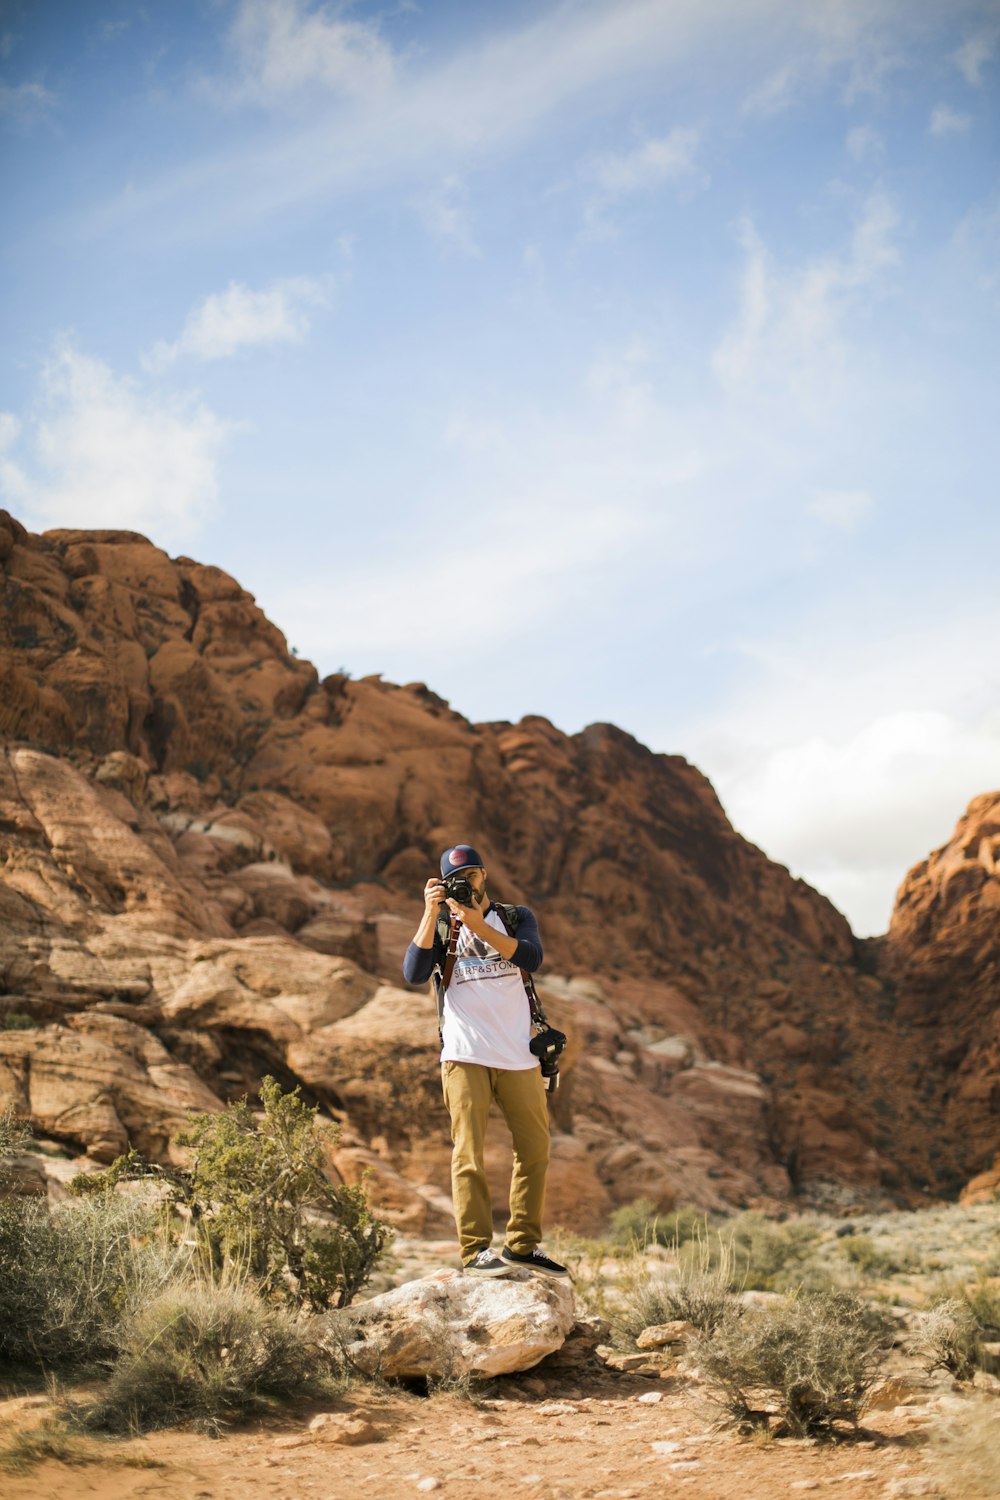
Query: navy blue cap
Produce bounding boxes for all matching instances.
[440,844,485,878]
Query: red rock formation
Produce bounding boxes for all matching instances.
[0,509,993,1214]
[880,791,1000,1197]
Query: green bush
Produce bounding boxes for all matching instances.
[81,1277,336,1435]
[693,1290,887,1436]
[0,1193,181,1371]
[74,1076,391,1312]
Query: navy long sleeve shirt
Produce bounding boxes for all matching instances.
[402,902,543,986]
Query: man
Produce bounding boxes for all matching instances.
[403,843,568,1279]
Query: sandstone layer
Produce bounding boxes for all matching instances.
[1,510,994,1216]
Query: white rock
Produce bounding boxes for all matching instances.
[319,1268,575,1380]
[636,1391,664,1404]
[650,1440,683,1454]
[416,1480,442,1493]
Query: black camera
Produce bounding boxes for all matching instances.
[530,1025,567,1091]
[441,873,475,906]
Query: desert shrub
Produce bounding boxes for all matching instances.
[0,1191,182,1371]
[74,1077,391,1312]
[81,1277,336,1435]
[963,1277,1000,1340]
[682,1211,824,1293]
[609,1199,706,1249]
[912,1298,982,1381]
[838,1232,901,1279]
[0,1104,31,1170]
[692,1289,887,1436]
[613,1232,740,1345]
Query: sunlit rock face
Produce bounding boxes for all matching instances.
[1,508,995,1212]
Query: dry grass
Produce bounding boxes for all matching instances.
[912,1298,982,1382]
[691,1289,888,1437]
[613,1232,741,1346]
[80,1276,341,1436]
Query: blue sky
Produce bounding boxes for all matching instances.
[2,0,999,935]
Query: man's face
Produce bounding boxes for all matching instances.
[463,866,487,899]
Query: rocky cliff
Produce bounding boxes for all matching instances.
[1,510,995,1222]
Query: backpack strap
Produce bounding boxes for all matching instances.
[492,903,549,1031]
[431,911,461,1044]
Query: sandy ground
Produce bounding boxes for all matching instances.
[0,1361,958,1500]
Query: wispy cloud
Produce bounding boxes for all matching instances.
[87,0,922,244]
[809,488,873,531]
[144,275,332,367]
[845,124,884,161]
[411,175,480,256]
[0,78,56,127]
[217,0,396,107]
[581,126,702,234]
[953,23,999,85]
[0,344,228,539]
[743,64,798,117]
[928,102,972,136]
[712,194,900,399]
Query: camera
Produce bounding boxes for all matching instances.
[441,873,475,906]
[530,1026,567,1091]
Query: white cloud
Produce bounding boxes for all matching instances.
[0,345,228,538]
[145,275,331,367]
[0,79,56,126]
[953,24,999,85]
[581,126,702,235]
[683,611,1000,936]
[712,194,900,398]
[845,124,884,161]
[411,176,480,256]
[714,709,1000,936]
[929,103,973,136]
[743,64,798,117]
[587,128,701,196]
[222,0,395,105]
[93,0,918,242]
[809,488,873,531]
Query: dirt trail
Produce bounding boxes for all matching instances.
[0,1369,948,1500]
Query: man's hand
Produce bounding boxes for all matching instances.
[424,878,447,915]
[446,891,488,935]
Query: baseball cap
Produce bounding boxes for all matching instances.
[440,844,485,878]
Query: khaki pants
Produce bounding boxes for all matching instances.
[441,1060,551,1264]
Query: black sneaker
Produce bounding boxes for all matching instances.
[463,1249,516,1277]
[500,1245,570,1278]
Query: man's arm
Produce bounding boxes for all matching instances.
[508,905,543,972]
[402,877,447,986]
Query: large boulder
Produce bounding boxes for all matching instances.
[319,1268,576,1379]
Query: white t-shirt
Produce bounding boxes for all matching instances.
[440,907,536,1070]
